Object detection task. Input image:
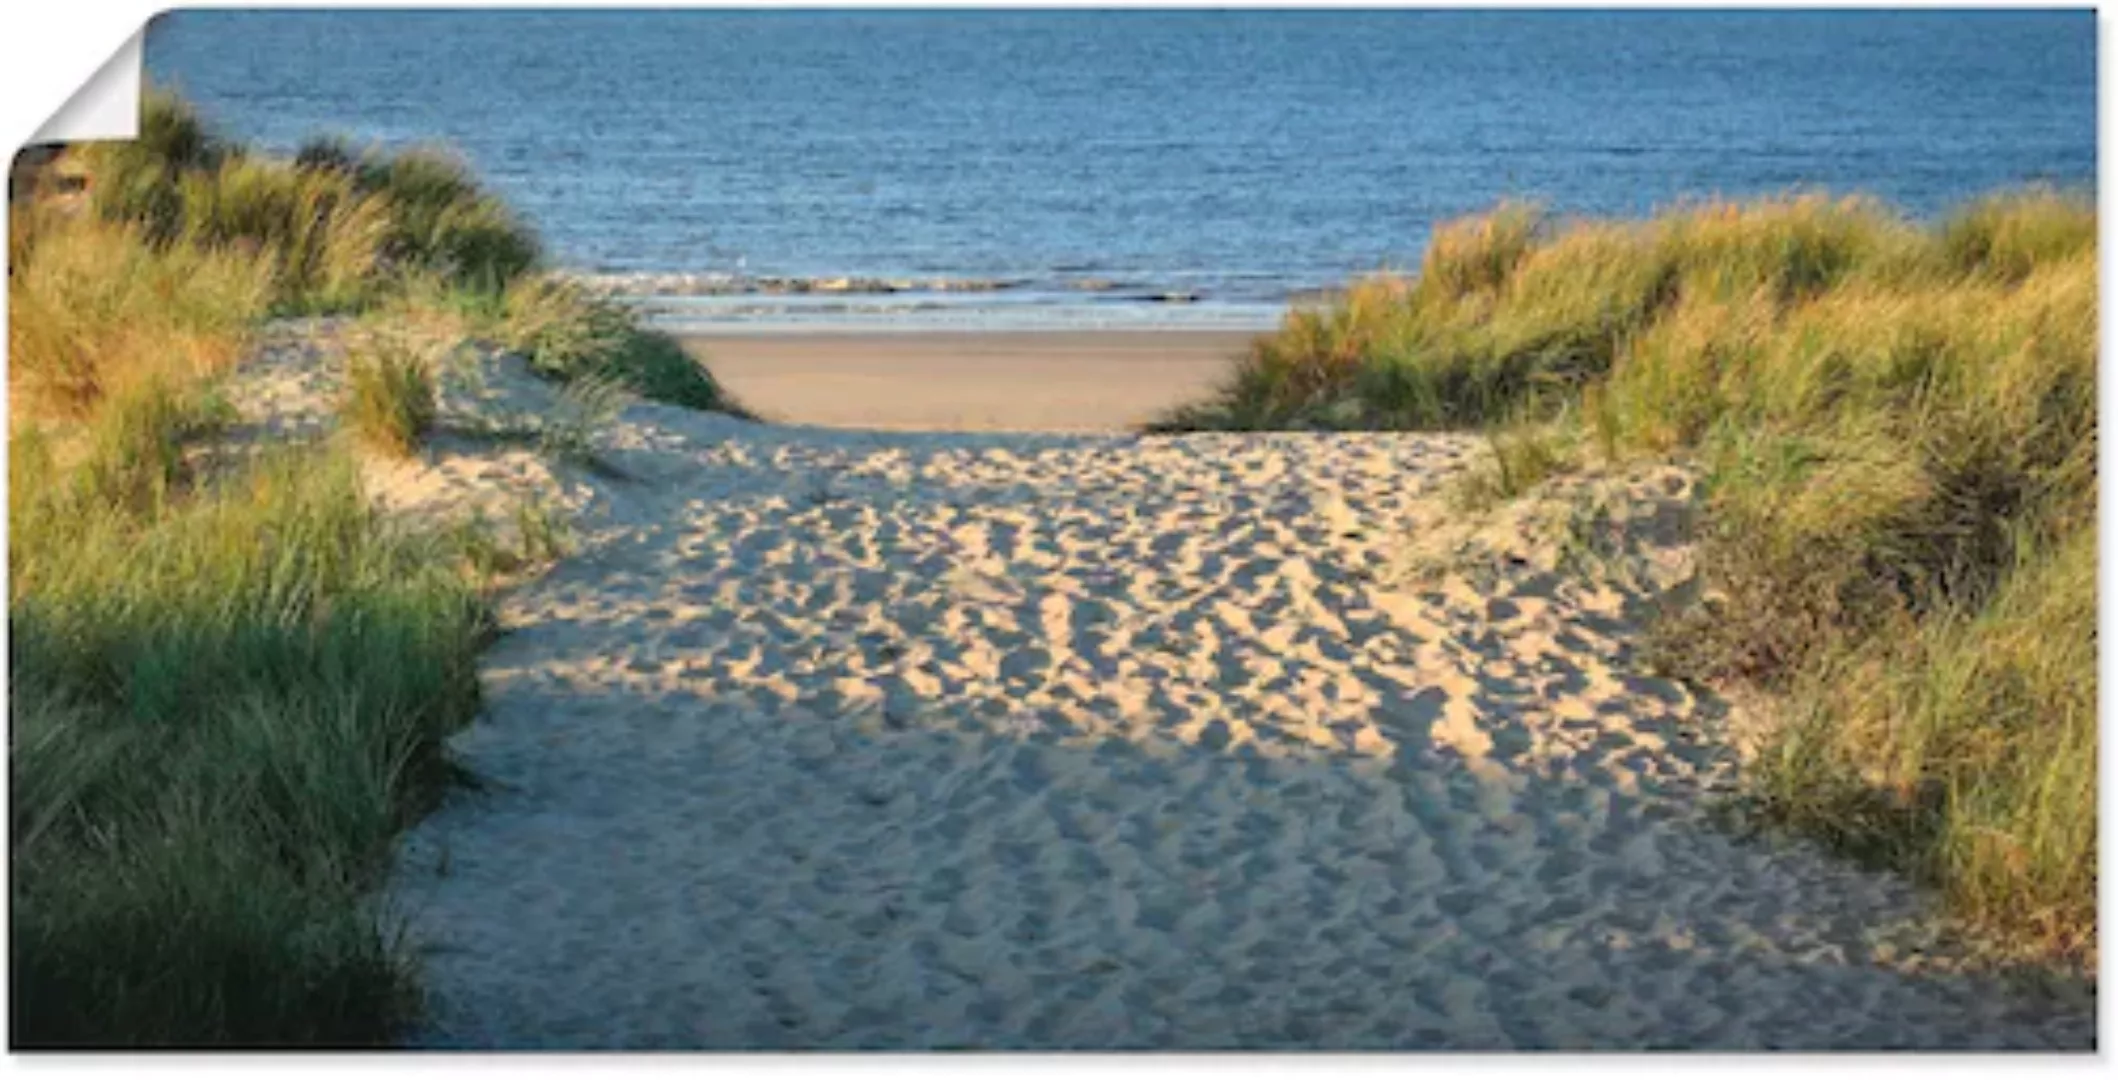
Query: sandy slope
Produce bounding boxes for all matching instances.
[232,324,2093,1049]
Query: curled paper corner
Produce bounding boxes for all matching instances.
[29,27,144,147]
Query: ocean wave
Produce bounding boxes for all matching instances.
[565,269,1350,324]
[564,271,1030,298]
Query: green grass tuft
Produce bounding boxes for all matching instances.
[78,88,542,312]
[354,147,541,293]
[341,332,440,458]
[1448,418,1582,513]
[1939,187,2098,283]
[496,275,752,414]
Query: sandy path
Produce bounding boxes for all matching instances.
[679,330,1250,432]
[363,380,2095,1050]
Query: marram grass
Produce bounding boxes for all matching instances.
[342,331,441,458]
[11,443,489,1047]
[495,273,753,415]
[4,90,700,1047]
[8,191,492,1043]
[7,211,270,418]
[11,87,754,1045]
[1160,188,2097,962]
[78,89,541,314]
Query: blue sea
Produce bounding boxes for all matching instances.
[145,9,2096,331]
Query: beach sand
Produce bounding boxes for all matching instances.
[229,324,2094,1050]
[679,330,1254,432]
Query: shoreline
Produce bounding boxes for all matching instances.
[602,274,1323,339]
[676,329,1256,433]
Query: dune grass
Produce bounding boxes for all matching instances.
[67,90,745,417]
[1447,416,1583,514]
[1159,189,2097,962]
[7,195,491,1046]
[7,209,270,419]
[341,331,441,458]
[7,89,745,1046]
[493,274,753,416]
[10,438,489,1047]
[79,91,538,315]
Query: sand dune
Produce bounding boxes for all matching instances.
[232,326,2093,1049]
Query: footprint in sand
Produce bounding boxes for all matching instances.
[383,414,2092,1050]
